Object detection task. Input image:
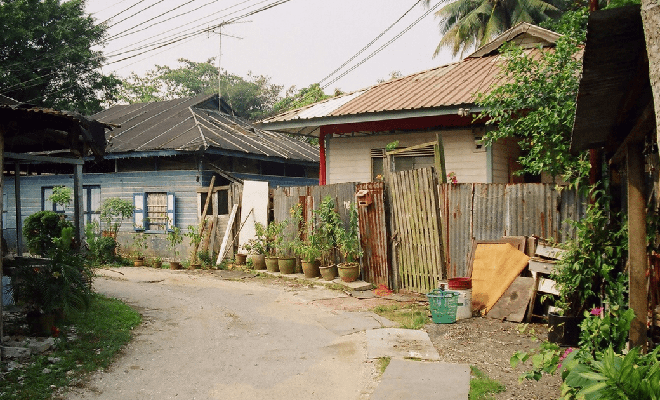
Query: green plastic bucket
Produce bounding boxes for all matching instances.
[427,289,460,324]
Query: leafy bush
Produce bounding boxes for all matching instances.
[85,222,117,265]
[14,227,93,314]
[99,197,134,236]
[23,211,73,256]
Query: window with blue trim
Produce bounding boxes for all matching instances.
[134,192,175,232]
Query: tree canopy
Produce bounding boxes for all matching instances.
[118,58,283,121]
[425,0,567,57]
[0,0,120,114]
[476,8,590,184]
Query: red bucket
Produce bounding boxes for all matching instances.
[448,277,472,290]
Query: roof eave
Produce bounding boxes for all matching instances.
[256,105,482,137]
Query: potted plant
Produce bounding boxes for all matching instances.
[292,208,322,278]
[152,256,163,269]
[132,231,148,266]
[184,224,204,269]
[99,197,135,238]
[166,226,183,269]
[264,219,285,272]
[548,190,627,345]
[336,203,363,282]
[243,222,267,270]
[276,205,304,275]
[315,196,342,280]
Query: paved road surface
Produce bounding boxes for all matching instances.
[64,268,386,400]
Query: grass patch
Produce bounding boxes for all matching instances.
[469,366,505,400]
[0,294,141,400]
[372,304,429,330]
[376,357,391,376]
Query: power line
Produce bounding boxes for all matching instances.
[103,0,270,60]
[318,0,424,85]
[321,0,445,89]
[99,0,150,25]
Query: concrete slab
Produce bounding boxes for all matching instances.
[317,311,394,336]
[371,358,470,400]
[366,328,441,361]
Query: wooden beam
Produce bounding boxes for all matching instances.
[434,134,447,183]
[387,141,437,156]
[192,176,215,261]
[627,143,648,352]
[0,127,5,357]
[13,164,22,256]
[73,164,84,249]
[3,152,84,165]
[610,102,655,164]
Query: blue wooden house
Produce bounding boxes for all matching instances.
[3,94,319,257]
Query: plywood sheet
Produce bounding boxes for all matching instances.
[237,181,269,250]
[471,243,530,314]
[487,276,535,322]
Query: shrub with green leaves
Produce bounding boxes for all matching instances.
[23,211,73,256]
[85,221,117,265]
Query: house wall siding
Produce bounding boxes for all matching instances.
[2,170,205,252]
[326,129,495,184]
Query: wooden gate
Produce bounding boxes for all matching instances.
[389,167,445,293]
[356,182,390,287]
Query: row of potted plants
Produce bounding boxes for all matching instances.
[239,196,362,282]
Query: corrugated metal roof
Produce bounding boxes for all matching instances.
[571,5,648,155]
[257,24,560,132]
[93,94,319,163]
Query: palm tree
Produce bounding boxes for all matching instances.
[425,0,567,57]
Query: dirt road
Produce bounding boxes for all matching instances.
[64,268,386,400]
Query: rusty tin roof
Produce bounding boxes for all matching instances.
[257,23,560,137]
[93,94,319,163]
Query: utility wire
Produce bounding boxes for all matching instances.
[318,0,424,85]
[105,0,170,30]
[321,0,445,89]
[103,0,271,60]
[99,0,150,25]
[107,0,215,40]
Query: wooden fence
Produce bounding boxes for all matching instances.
[271,171,584,294]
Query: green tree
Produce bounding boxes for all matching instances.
[118,58,283,121]
[270,83,333,116]
[424,0,567,57]
[0,0,121,114]
[476,10,590,183]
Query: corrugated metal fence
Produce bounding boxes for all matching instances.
[439,182,585,278]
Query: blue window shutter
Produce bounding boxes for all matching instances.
[134,193,145,231]
[167,192,176,231]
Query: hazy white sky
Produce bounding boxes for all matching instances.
[86,0,457,95]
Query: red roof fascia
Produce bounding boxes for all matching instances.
[319,114,483,135]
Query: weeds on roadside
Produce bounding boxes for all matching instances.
[372,304,429,330]
[377,357,391,376]
[469,366,505,400]
[0,294,141,400]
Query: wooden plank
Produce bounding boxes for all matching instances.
[528,258,557,274]
[525,272,541,323]
[193,175,215,256]
[487,276,535,322]
[13,164,22,256]
[216,204,238,265]
[471,243,530,314]
[534,244,566,260]
[435,133,447,184]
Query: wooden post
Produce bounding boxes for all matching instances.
[0,127,5,356]
[434,133,447,183]
[13,163,22,256]
[73,163,84,249]
[382,154,399,291]
[192,176,215,260]
[627,143,648,352]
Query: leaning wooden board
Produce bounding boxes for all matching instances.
[488,276,535,322]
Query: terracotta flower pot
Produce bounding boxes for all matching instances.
[169,261,182,270]
[319,264,338,281]
[338,262,360,282]
[248,254,266,270]
[265,257,279,272]
[152,261,162,269]
[134,258,145,267]
[302,259,321,278]
[235,253,247,265]
[278,257,296,274]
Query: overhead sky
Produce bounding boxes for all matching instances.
[86,0,458,95]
